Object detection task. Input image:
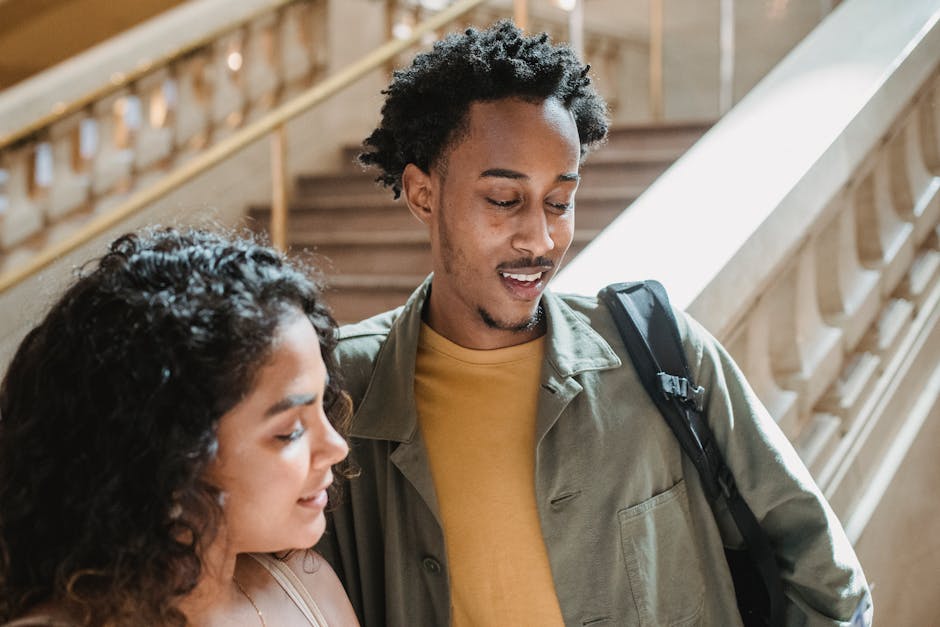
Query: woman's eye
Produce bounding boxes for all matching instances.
[275,425,306,442]
[549,201,572,212]
[486,197,518,208]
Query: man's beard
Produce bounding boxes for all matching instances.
[478,304,544,333]
[438,203,549,334]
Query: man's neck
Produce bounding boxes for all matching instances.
[423,296,547,350]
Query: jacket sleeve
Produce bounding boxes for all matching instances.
[676,310,873,627]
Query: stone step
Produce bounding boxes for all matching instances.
[295,172,386,196]
[314,157,679,195]
[322,274,425,324]
[604,120,711,152]
[273,120,710,321]
[579,157,673,189]
[338,121,711,169]
[248,186,639,234]
[320,226,595,323]
[295,229,599,276]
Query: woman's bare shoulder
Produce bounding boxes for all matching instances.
[283,550,359,626]
[3,603,77,627]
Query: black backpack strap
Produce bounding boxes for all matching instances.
[599,280,786,627]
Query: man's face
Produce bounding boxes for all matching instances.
[404,97,581,349]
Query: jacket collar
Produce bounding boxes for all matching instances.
[348,275,621,442]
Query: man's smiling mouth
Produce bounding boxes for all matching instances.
[499,271,545,282]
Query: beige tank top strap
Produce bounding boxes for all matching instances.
[247,552,330,627]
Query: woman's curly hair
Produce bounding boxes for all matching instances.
[0,227,350,626]
[360,20,609,198]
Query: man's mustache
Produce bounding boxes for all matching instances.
[496,257,555,271]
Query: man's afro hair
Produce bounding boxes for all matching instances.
[359,19,609,198]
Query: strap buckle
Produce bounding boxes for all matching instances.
[656,372,705,412]
[717,464,737,500]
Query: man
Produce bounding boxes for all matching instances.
[319,21,871,627]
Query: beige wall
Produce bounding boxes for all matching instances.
[855,400,940,625]
[0,0,187,89]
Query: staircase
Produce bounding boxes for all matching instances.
[249,120,710,323]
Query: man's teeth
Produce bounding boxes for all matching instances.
[501,271,543,282]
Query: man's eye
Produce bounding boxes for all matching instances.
[275,426,306,442]
[549,201,572,211]
[487,197,518,208]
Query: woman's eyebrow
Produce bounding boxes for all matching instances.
[264,393,318,418]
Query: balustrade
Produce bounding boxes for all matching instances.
[0,0,328,271]
[717,66,940,521]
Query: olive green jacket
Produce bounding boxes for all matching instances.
[318,277,871,627]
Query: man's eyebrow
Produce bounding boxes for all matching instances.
[479,168,580,183]
[264,393,318,418]
[480,168,527,180]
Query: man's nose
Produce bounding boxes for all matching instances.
[511,202,555,257]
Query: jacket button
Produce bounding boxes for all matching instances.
[422,556,442,574]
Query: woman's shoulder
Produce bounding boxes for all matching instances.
[2,605,77,627]
[251,551,359,626]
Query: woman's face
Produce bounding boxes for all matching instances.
[206,312,348,553]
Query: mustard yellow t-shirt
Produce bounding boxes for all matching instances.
[415,323,565,626]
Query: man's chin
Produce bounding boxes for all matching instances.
[478,304,544,333]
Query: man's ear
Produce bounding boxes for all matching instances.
[401,163,434,225]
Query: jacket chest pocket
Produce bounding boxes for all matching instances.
[618,480,705,627]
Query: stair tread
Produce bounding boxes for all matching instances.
[585,148,680,165]
[606,119,712,133]
[262,120,711,322]
[325,273,427,288]
[291,228,602,246]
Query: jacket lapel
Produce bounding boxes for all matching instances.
[347,276,443,522]
[535,291,622,443]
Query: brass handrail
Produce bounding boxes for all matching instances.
[0,0,488,293]
[0,0,304,151]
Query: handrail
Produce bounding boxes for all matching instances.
[0,0,487,293]
[0,0,302,151]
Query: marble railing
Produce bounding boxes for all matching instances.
[0,0,328,272]
[554,0,940,540]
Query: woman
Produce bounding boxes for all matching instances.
[0,228,359,626]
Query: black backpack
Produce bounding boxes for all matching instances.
[599,280,786,627]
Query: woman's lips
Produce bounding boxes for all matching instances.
[298,486,330,509]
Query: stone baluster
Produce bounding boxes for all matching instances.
[134,68,176,187]
[90,89,138,205]
[853,136,919,376]
[897,94,940,310]
[814,194,882,431]
[209,31,249,139]
[280,1,325,98]
[855,151,915,298]
[243,10,283,119]
[0,145,45,253]
[889,100,940,247]
[46,112,92,221]
[725,302,801,437]
[815,192,882,351]
[784,243,844,417]
[309,0,329,75]
[172,53,213,160]
[919,70,940,175]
